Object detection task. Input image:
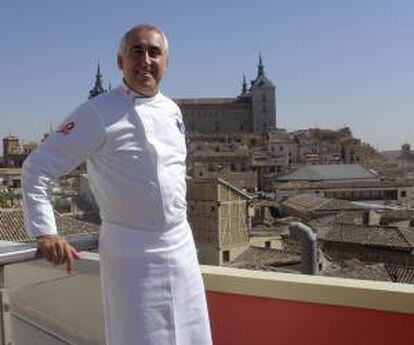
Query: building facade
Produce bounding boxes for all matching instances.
[176,56,277,134]
[187,178,253,265]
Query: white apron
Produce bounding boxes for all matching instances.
[99,220,212,345]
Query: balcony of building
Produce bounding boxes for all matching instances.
[0,237,413,345]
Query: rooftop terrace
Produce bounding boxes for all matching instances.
[0,237,413,345]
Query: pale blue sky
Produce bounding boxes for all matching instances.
[1,0,413,151]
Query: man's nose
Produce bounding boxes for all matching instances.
[142,51,152,65]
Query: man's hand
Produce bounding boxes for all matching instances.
[36,235,81,274]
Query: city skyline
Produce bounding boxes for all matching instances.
[1,0,414,151]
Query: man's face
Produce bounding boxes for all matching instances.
[117,28,167,97]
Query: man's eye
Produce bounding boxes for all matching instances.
[149,48,161,58]
[130,47,143,54]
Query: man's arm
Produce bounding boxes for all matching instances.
[22,102,106,273]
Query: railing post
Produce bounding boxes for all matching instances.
[0,265,13,345]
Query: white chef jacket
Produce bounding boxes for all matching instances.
[23,85,188,235]
[22,85,212,345]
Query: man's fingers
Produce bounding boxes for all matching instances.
[64,246,74,274]
[55,242,66,265]
[36,236,80,274]
[71,246,81,259]
[48,244,58,264]
[45,246,57,263]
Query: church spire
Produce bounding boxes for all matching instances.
[258,53,264,77]
[89,63,106,99]
[242,74,247,94]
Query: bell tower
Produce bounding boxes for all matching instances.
[250,54,276,131]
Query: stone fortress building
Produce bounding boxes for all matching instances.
[176,55,277,134]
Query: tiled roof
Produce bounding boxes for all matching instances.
[227,246,300,271]
[380,209,414,223]
[274,178,414,190]
[188,177,252,200]
[323,198,362,211]
[278,164,377,181]
[282,194,328,213]
[323,223,412,250]
[399,227,414,247]
[385,264,414,284]
[0,208,99,243]
[310,211,365,229]
[323,259,391,282]
[282,194,361,215]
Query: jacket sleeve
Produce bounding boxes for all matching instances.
[22,102,106,237]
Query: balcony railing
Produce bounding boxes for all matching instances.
[0,235,99,345]
[0,237,413,345]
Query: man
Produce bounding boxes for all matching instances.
[22,24,212,345]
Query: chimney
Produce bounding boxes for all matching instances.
[289,222,318,274]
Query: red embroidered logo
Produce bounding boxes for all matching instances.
[57,121,75,135]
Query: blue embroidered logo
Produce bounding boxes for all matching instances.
[176,119,186,134]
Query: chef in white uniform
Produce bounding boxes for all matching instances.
[22,24,212,345]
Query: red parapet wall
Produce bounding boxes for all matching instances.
[207,291,414,345]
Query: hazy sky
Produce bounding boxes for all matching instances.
[1,0,413,151]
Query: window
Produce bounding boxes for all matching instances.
[264,241,271,249]
[222,250,230,263]
[401,190,407,198]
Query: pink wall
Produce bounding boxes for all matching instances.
[207,291,414,345]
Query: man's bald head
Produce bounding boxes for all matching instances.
[118,24,169,59]
[117,23,169,96]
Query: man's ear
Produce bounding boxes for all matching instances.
[117,54,123,70]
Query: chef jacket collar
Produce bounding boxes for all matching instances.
[121,79,160,103]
